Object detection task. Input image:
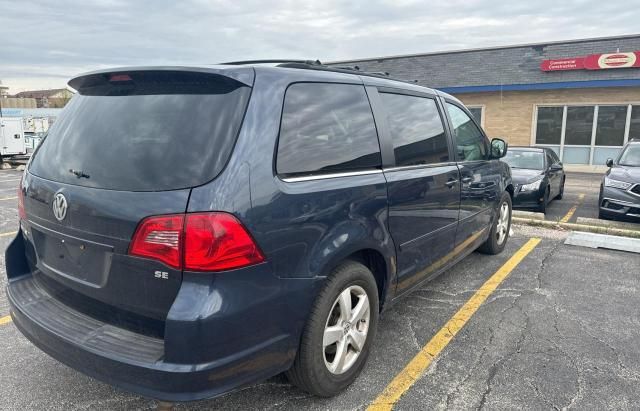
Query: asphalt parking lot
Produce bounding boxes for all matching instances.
[1,169,640,410]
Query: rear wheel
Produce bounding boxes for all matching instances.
[478,191,512,255]
[286,260,379,397]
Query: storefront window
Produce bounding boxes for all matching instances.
[629,106,640,141]
[564,106,594,145]
[535,104,635,165]
[595,106,627,146]
[535,107,563,144]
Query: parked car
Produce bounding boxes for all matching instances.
[599,139,640,221]
[502,147,565,213]
[6,62,513,402]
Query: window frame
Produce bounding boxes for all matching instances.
[368,86,456,171]
[274,81,383,180]
[441,98,491,163]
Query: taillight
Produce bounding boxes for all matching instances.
[129,214,184,269]
[184,213,265,271]
[128,212,265,272]
[18,178,26,220]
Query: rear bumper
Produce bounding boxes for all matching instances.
[6,232,319,402]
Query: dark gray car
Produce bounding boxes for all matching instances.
[600,139,640,221]
[503,147,565,213]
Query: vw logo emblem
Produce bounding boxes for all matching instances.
[52,193,68,221]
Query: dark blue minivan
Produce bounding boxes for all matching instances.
[6,62,513,401]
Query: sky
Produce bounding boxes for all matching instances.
[1,0,639,93]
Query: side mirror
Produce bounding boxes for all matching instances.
[550,163,563,171]
[606,158,614,167]
[490,138,508,159]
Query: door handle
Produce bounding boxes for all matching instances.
[461,176,473,184]
[445,179,458,188]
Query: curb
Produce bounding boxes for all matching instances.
[512,217,640,239]
[576,216,640,231]
[512,210,545,220]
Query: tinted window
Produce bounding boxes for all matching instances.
[380,93,449,166]
[596,106,627,146]
[536,107,563,145]
[446,103,487,161]
[545,152,553,168]
[565,106,594,145]
[277,83,381,176]
[29,72,251,191]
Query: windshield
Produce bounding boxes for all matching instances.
[29,71,251,191]
[503,150,544,170]
[618,144,640,167]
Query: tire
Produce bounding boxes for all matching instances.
[538,187,549,214]
[555,177,565,200]
[286,260,379,397]
[478,191,512,255]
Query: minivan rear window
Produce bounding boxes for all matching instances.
[29,71,251,191]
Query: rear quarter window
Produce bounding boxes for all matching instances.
[276,83,381,177]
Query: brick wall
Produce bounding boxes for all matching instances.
[455,87,640,146]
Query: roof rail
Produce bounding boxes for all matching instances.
[218,59,412,84]
[220,59,322,66]
[278,61,401,82]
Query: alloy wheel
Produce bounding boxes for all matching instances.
[323,285,370,375]
[496,201,510,245]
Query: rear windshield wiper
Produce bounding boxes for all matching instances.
[69,169,90,179]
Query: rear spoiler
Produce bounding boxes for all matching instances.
[68,66,255,93]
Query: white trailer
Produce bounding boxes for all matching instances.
[0,117,27,157]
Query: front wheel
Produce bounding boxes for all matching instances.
[538,187,549,214]
[555,177,565,200]
[478,191,512,255]
[286,260,379,397]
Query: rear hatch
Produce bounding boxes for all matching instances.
[21,69,252,336]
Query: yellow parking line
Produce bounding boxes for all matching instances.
[0,231,17,237]
[0,196,17,201]
[368,238,542,411]
[559,193,585,223]
[0,315,11,326]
